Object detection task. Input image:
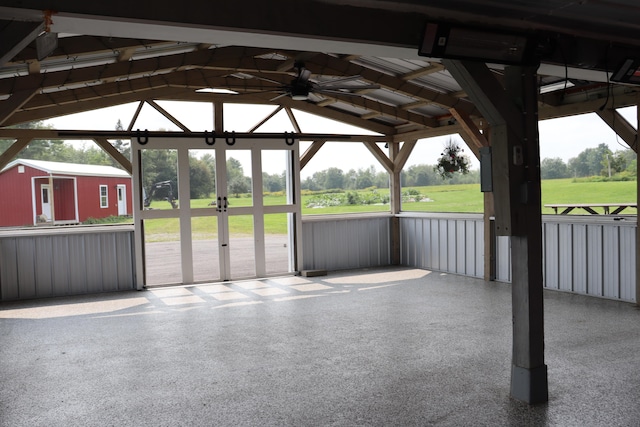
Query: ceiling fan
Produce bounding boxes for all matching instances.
[242,62,381,101]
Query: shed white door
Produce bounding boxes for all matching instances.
[117,185,127,215]
[41,185,51,220]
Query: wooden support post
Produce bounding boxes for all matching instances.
[505,66,547,404]
[636,97,640,307]
[484,190,496,281]
[389,141,401,265]
[445,59,547,404]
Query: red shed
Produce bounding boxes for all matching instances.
[0,159,132,227]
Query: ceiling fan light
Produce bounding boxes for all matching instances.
[290,85,309,100]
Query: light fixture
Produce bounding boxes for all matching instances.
[419,22,537,66]
[290,85,309,101]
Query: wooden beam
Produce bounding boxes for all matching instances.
[6,86,188,126]
[400,63,445,80]
[249,106,283,133]
[0,21,43,67]
[0,137,32,170]
[0,46,273,95]
[146,100,191,132]
[363,141,393,174]
[596,108,638,153]
[450,108,489,159]
[285,107,302,133]
[214,102,224,132]
[538,91,639,120]
[0,89,38,126]
[127,101,145,131]
[300,140,326,170]
[393,140,417,172]
[443,59,523,140]
[92,137,133,175]
[392,123,468,142]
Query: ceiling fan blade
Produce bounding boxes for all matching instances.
[314,89,364,97]
[250,75,289,86]
[269,92,290,101]
[314,75,364,87]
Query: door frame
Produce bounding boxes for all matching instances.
[131,137,302,289]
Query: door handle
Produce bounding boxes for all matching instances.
[223,196,228,211]
[216,196,222,212]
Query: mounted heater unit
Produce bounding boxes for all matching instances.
[418,22,538,66]
[611,58,640,84]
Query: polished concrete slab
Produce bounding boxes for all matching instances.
[1,267,639,426]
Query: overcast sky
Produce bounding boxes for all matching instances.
[44,101,638,179]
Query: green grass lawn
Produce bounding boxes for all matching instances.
[139,178,637,241]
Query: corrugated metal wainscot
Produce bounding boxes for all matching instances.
[302,213,391,271]
[492,216,635,303]
[398,213,485,278]
[0,225,135,301]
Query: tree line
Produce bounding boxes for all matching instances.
[541,143,636,179]
[7,121,632,200]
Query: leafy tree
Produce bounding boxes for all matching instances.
[568,143,611,177]
[141,149,178,201]
[189,156,214,198]
[2,121,66,161]
[226,157,251,196]
[541,157,569,179]
[263,172,285,192]
[111,119,131,164]
[324,167,344,189]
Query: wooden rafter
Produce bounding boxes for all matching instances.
[92,137,133,174]
[300,140,326,170]
[146,100,191,132]
[596,108,638,153]
[0,137,31,170]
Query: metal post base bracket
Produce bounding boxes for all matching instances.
[510,364,549,404]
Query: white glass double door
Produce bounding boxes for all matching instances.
[133,137,301,287]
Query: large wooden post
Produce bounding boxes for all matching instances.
[445,59,548,404]
[637,98,640,307]
[389,141,401,265]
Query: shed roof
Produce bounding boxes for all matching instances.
[1,159,131,178]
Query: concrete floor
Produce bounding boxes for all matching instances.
[1,267,639,426]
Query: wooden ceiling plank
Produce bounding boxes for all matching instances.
[303,55,478,114]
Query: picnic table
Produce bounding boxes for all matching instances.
[544,203,637,215]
